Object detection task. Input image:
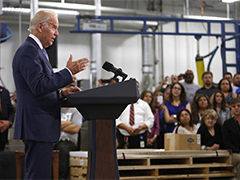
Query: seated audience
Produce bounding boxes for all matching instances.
[197,109,223,150]
[236,87,240,96]
[141,90,160,148]
[173,109,198,134]
[158,86,171,149]
[211,78,237,108]
[223,72,233,83]
[180,69,201,104]
[116,81,154,148]
[222,97,240,179]
[164,82,191,133]
[212,90,231,124]
[232,73,240,93]
[192,94,212,127]
[195,71,218,99]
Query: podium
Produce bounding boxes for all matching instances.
[62,79,139,179]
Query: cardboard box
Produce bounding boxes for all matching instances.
[164,133,201,150]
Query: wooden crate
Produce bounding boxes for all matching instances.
[70,157,88,167]
[69,149,236,180]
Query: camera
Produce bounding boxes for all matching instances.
[183,73,192,79]
[101,79,111,83]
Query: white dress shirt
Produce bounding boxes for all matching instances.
[116,99,154,136]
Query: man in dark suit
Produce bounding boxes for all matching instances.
[222,97,240,179]
[0,86,15,151]
[12,10,90,179]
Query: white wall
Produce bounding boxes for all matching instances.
[162,21,236,85]
[0,20,237,93]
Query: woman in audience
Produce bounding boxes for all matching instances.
[211,78,237,108]
[192,94,212,127]
[163,82,191,133]
[197,109,223,150]
[141,90,159,148]
[173,109,198,134]
[158,86,171,148]
[212,90,231,124]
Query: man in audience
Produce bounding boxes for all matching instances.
[222,97,240,180]
[169,74,178,85]
[180,69,200,104]
[54,75,82,180]
[224,72,233,83]
[0,86,15,151]
[232,73,240,93]
[195,71,217,99]
[54,107,82,179]
[116,81,154,148]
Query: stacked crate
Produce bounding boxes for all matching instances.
[69,151,88,180]
[69,149,236,180]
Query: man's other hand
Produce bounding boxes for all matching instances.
[61,86,82,97]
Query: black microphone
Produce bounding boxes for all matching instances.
[102,61,128,81]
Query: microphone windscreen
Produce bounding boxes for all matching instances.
[102,61,113,71]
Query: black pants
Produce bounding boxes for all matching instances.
[54,141,78,180]
[0,142,5,151]
[117,130,147,148]
[0,130,8,151]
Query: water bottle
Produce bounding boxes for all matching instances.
[140,135,145,148]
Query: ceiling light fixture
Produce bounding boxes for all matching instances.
[222,0,239,3]
[183,15,232,20]
[2,7,79,16]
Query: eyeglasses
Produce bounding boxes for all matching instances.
[173,87,181,91]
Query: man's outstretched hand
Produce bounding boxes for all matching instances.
[66,55,90,75]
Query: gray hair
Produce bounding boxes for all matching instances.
[202,109,218,121]
[28,10,58,32]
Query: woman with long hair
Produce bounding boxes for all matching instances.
[192,94,212,127]
[173,109,198,134]
[210,78,237,108]
[212,90,231,124]
[163,82,191,133]
[140,90,159,148]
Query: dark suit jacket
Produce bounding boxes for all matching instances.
[222,118,240,153]
[0,86,15,143]
[12,37,73,143]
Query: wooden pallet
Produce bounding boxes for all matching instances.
[69,149,236,180]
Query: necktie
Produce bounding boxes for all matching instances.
[129,104,135,126]
[42,48,49,60]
